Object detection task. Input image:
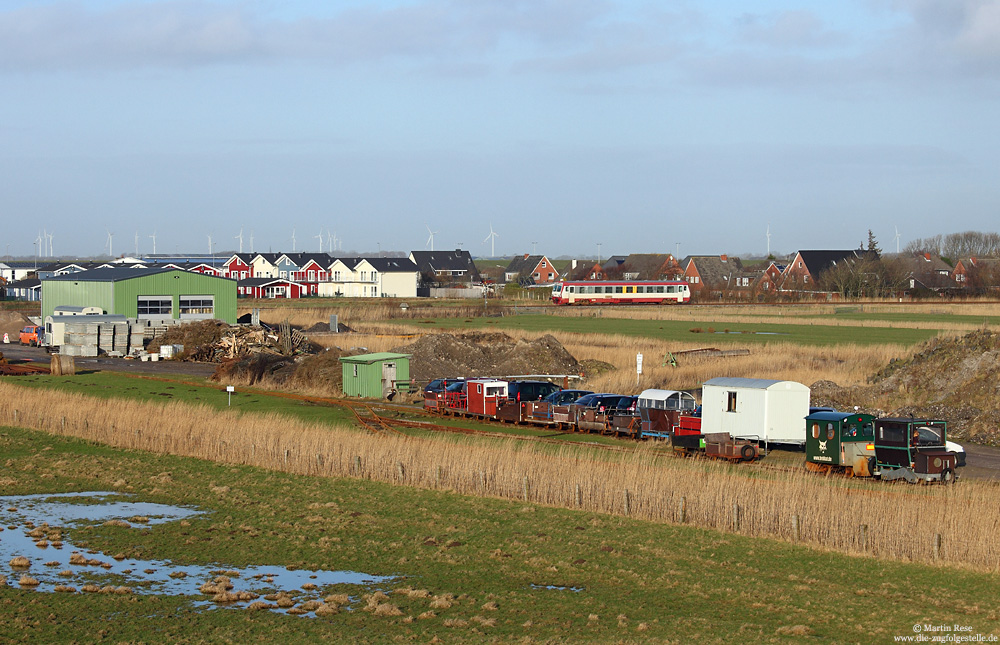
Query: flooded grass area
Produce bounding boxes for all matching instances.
[3,425,1000,642]
[0,492,393,615]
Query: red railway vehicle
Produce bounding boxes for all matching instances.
[551,280,691,305]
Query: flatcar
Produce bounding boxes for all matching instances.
[805,411,877,476]
[551,280,690,305]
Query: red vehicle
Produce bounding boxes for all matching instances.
[551,280,691,305]
[19,325,43,346]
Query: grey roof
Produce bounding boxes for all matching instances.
[46,267,234,283]
[505,255,544,276]
[704,377,784,389]
[682,255,745,287]
[618,254,675,279]
[6,277,40,288]
[364,257,418,272]
[0,261,43,269]
[409,250,481,280]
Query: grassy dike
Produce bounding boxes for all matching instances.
[2,426,999,643]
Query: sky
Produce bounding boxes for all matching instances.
[2,0,1000,260]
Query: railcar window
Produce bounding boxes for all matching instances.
[827,423,835,440]
[656,286,664,293]
[615,286,623,293]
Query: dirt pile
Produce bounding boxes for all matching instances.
[0,311,32,339]
[149,320,322,362]
[211,347,348,392]
[811,330,1000,444]
[391,332,582,383]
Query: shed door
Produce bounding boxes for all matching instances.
[382,362,396,397]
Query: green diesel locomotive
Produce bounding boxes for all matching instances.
[805,410,877,477]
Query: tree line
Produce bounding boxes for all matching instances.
[903,231,1000,260]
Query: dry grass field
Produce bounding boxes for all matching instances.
[3,380,998,571]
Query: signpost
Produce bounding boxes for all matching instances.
[636,352,643,386]
[226,385,235,406]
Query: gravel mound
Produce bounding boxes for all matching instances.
[0,311,32,339]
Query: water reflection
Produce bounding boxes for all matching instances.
[0,492,394,615]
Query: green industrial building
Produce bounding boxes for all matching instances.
[340,352,411,399]
[41,267,237,324]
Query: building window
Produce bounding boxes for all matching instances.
[180,295,215,317]
[334,270,341,281]
[308,270,315,281]
[353,364,358,377]
[137,296,172,317]
[280,271,287,278]
[541,261,546,268]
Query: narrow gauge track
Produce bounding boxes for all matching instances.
[66,372,919,484]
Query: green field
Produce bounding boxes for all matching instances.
[406,314,942,346]
[2,426,998,643]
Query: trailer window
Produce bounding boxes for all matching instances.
[726,392,737,412]
[811,423,820,439]
[827,423,835,440]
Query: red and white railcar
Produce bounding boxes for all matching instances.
[551,280,690,305]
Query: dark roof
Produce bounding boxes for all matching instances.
[45,267,233,283]
[505,255,545,276]
[601,255,627,270]
[409,250,481,279]
[363,257,419,272]
[0,261,43,269]
[683,255,745,287]
[618,254,674,279]
[277,252,334,267]
[795,250,875,278]
[6,277,40,288]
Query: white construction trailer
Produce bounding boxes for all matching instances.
[701,377,810,446]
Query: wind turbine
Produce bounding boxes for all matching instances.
[291,229,297,253]
[207,234,214,259]
[326,230,334,255]
[105,230,114,258]
[766,224,771,257]
[47,231,53,257]
[249,230,254,253]
[315,230,324,253]
[426,225,438,251]
[483,224,499,257]
[893,226,901,254]
[149,231,157,255]
[235,227,244,254]
[134,231,140,257]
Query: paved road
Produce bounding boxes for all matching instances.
[1,343,218,377]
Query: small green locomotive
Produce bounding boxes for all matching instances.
[805,410,877,477]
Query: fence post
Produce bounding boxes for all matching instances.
[13,410,18,424]
[61,417,66,431]
[623,489,631,516]
[860,524,868,552]
[792,514,800,542]
[933,533,942,561]
[480,471,487,492]
[284,449,289,465]
[732,502,740,531]
[678,497,687,523]
[522,477,529,502]
[435,465,442,488]
[397,462,405,482]
[354,456,362,475]
[575,484,582,508]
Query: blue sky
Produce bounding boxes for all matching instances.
[2,0,999,259]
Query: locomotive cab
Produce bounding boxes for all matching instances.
[873,418,956,484]
[805,411,876,476]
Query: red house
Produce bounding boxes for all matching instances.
[222,253,255,280]
[237,277,307,299]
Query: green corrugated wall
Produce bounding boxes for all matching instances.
[112,272,237,323]
[41,271,236,323]
[40,281,114,320]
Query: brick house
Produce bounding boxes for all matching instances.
[780,250,873,291]
[681,255,744,296]
[504,254,559,285]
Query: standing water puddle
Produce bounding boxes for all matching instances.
[0,492,394,615]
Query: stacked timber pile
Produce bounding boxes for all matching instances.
[150,320,322,363]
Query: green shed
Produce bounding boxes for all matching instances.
[340,352,411,399]
[41,267,237,324]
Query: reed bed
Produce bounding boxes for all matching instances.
[3,381,998,570]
